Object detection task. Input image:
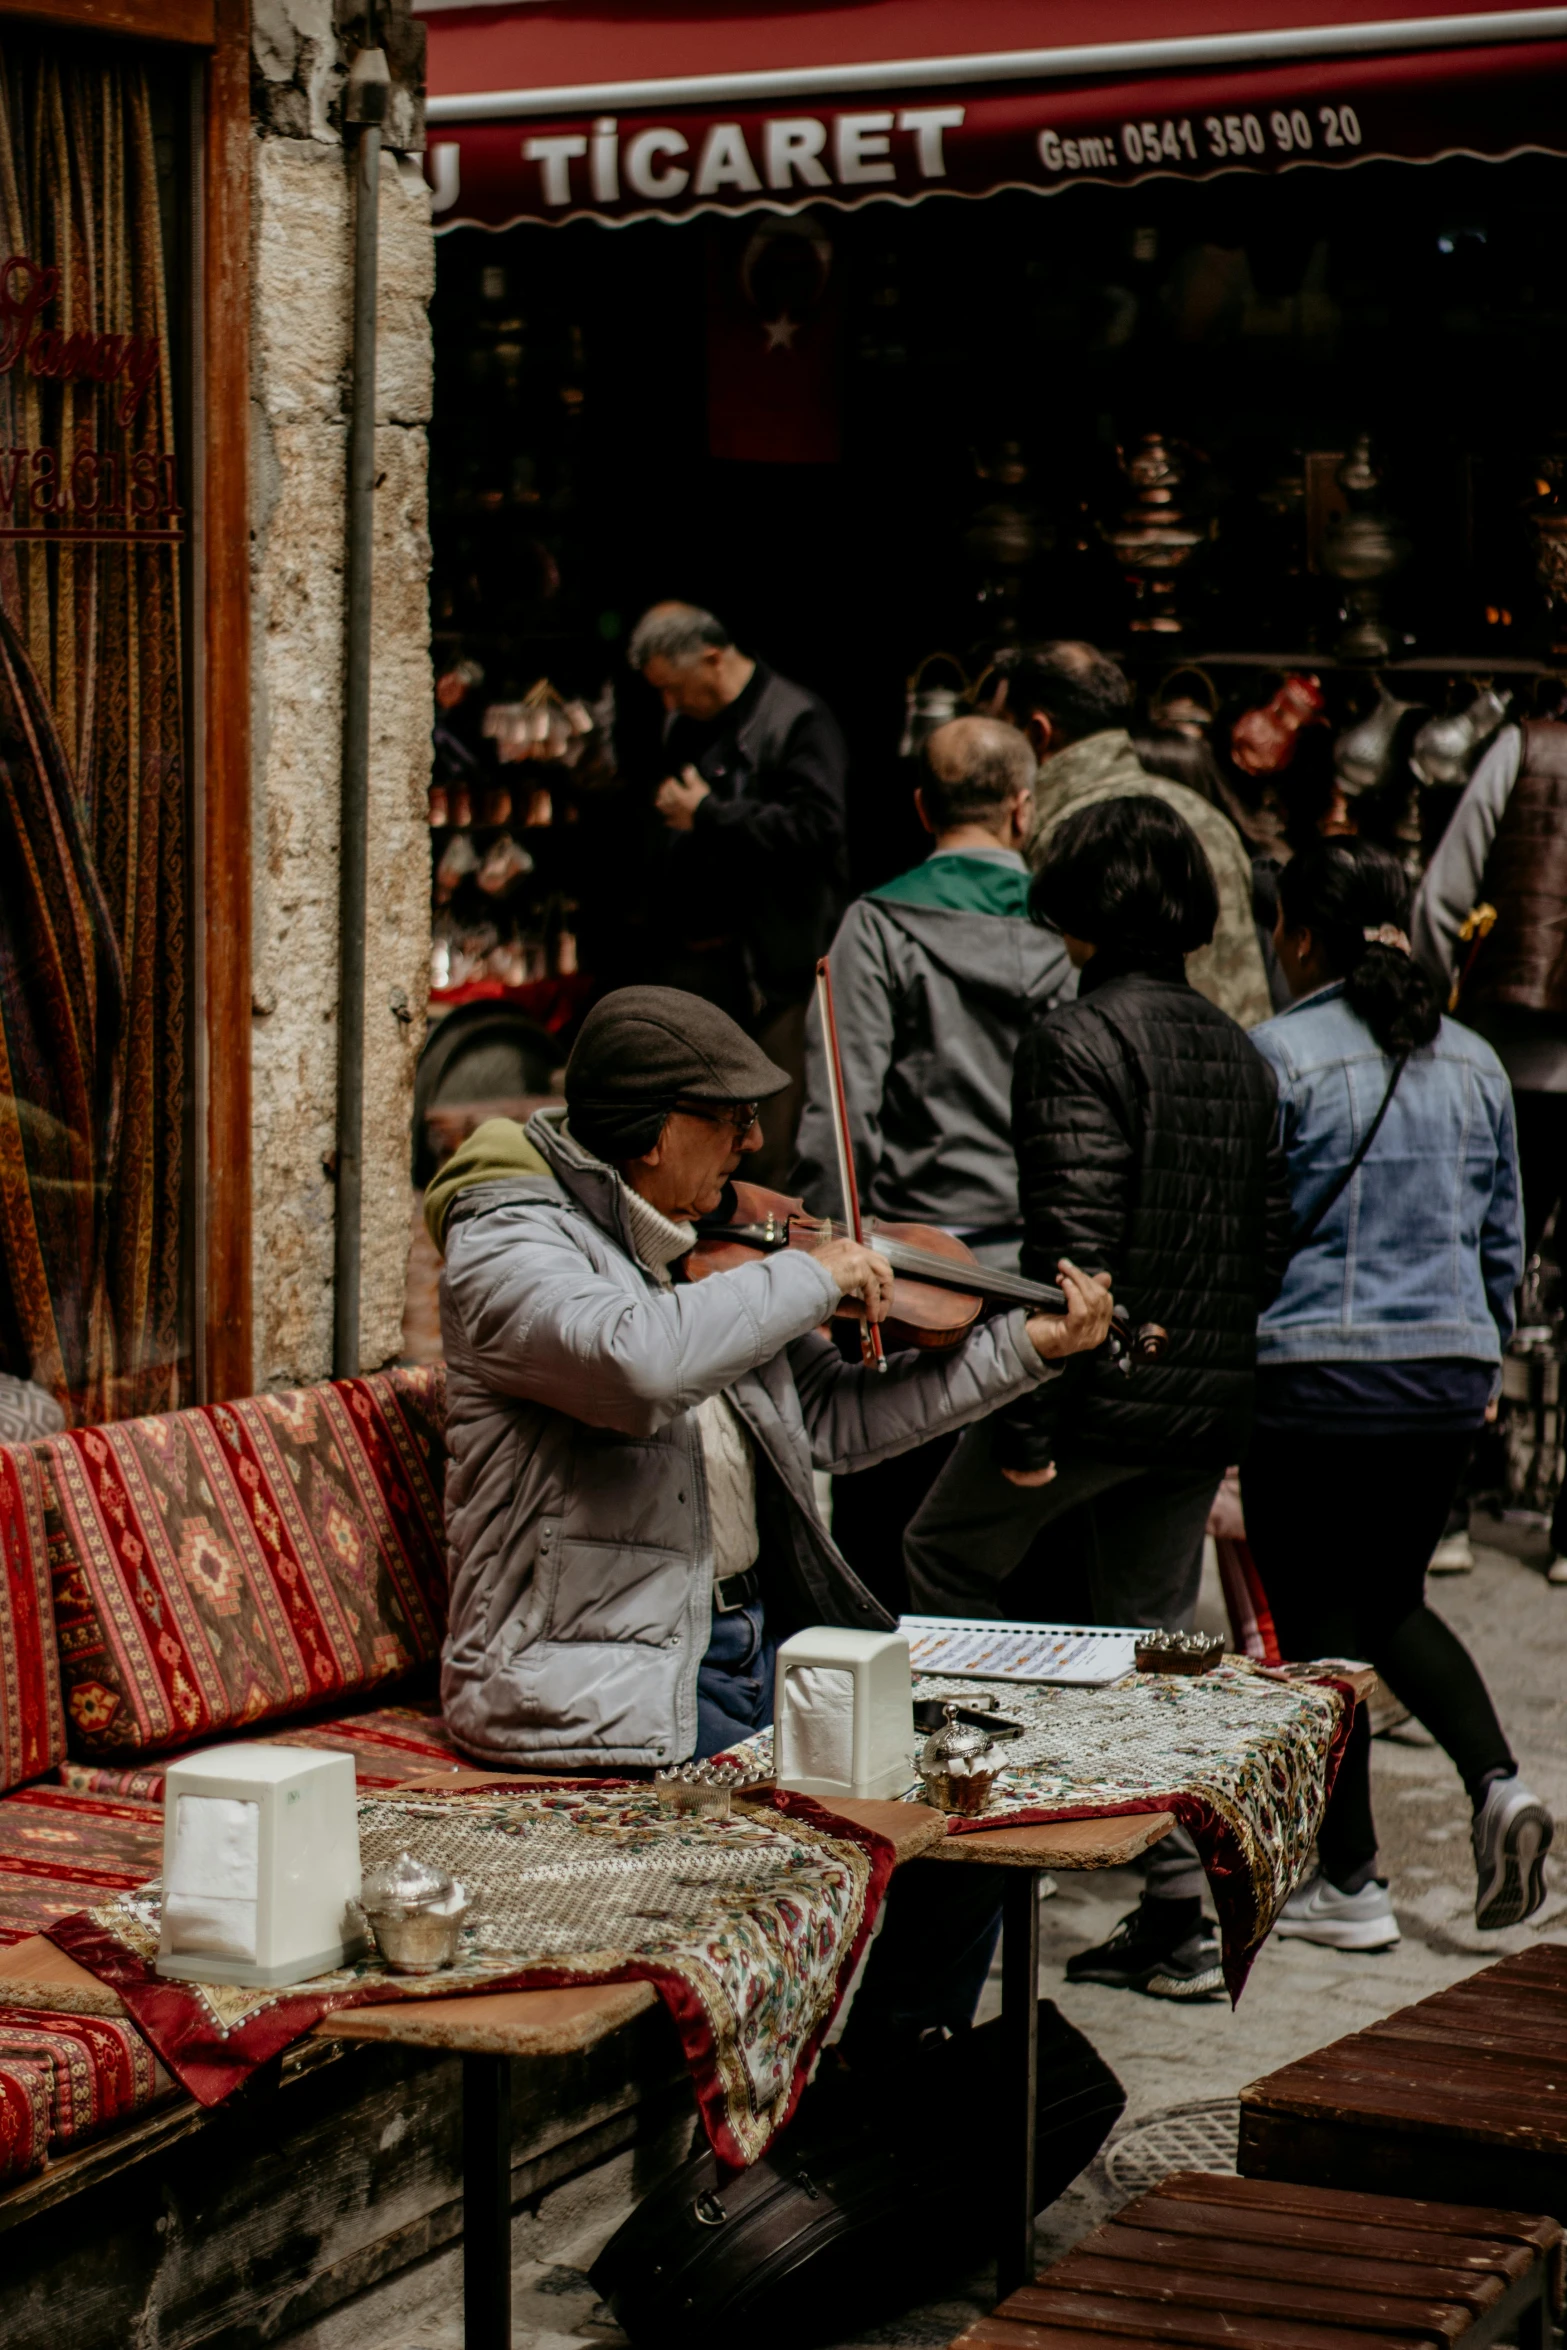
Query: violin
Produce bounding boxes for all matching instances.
[679,1180,1166,1368]
[678,955,1168,1373]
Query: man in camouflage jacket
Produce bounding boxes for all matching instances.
[994,642,1271,1029]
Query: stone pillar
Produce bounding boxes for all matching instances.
[247,3,432,1390]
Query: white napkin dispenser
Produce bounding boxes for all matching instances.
[773,1627,913,1801]
[156,1744,365,1988]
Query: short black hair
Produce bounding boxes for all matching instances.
[1030,794,1218,961]
[993,640,1132,743]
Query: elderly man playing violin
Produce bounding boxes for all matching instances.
[437,984,1114,1775]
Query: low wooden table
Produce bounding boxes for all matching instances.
[953,2170,1565,2350]
[328,1784,1174,2341]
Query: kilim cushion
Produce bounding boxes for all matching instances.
[52,1698,465,1802]
[0,2008,161,2149]
[0,1783,165,1946]
[0,1443,67,1792]
[33,1366,448,1759]
[0,2051,49,2182]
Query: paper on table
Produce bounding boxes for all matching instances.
[162,1794,261,1962]
[778,1663,855,1787]
[900,1616,1141,1686]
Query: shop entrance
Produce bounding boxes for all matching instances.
[424,150,1567,1000]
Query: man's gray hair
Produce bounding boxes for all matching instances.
[922,715,1036,829]
[627,601,733,671]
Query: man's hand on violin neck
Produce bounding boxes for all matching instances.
[1025,1261,1114,1363]
[816,1238,895,1322]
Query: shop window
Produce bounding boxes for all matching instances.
[0,34,189,1432]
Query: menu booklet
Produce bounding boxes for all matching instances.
[900,1615,1141,1687]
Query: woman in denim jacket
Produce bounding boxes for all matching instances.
[1245,840,1551,1950]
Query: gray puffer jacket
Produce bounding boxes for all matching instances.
[439,1107,1054,1768]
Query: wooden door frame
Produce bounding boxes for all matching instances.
[0,0,253,1401]
[199,0,253,1402]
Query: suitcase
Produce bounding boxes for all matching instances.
[590,1999,1125,2346]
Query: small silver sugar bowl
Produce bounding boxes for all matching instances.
[914,1702,1000,1818]
[359,1850,477,1974]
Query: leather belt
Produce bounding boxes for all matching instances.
[712,1565,761,1615]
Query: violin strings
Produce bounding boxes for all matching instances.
[710,1220,1067,1314]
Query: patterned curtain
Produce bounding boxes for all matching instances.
[0,39,185,1424]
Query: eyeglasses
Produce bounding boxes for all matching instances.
[674,1099,760,1136]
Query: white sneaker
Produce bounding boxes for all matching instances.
[1547,1557,1567,1586]
[1274,1873,1401,1951]
[1429,1531,1475,1574]
[1472,1776,1554,1931]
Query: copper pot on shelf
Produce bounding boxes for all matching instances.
[1149,665,1219,739]
[1230,673,1326,777]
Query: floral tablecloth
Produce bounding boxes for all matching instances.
[43,1781,894,2167]
[733,1660,1352,1999]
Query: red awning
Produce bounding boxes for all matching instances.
[420,2,1567,227]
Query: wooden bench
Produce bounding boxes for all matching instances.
[949,2171,1564,2350]
[1240,1944,1567,2220]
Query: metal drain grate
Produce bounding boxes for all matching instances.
[1102,2098,1239,2196]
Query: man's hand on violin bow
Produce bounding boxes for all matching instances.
[1024,1260,1114,1364]
[815,1238,896,1324]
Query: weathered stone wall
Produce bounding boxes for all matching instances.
[248,7,432,1390]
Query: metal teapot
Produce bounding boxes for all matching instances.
[914,1701,1001,1818]
[1410,685,1510,789]
[1321,435,1409,664]
[1336,680,1421,796]
[1104,432,1207,636]
[359,1851,477,1975]
[1148,665,1218,740]
[898,653,968,760]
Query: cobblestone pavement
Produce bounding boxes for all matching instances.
[285,1518,1566,2350]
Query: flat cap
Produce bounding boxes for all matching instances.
[564,986,789,1162]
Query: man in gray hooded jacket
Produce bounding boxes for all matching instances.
[792,716,1075,1600]
[438,985,1113,1772]
[795,714,1073,1265]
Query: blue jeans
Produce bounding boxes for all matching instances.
[695,1601,776,1759]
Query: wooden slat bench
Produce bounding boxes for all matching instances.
[1240,1944,1567,2219]
[948,2171,1564,2350]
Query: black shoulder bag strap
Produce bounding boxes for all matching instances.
[1289,1053,1409,1257]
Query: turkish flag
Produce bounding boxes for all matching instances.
[705,217,842,466]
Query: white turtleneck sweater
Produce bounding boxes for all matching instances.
[617,1176,760,1587]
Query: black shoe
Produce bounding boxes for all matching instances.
[1066,1904,1226,2000]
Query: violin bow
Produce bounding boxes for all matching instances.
[815,954,887,1374]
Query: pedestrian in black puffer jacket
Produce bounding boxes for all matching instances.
[1000,943,1289,1474]
[906,795,1291,2002]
